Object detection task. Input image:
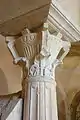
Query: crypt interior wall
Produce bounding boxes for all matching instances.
[56,56,80,120]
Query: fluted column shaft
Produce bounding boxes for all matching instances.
[23,76,58,120]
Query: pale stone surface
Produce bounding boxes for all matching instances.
[6,99,22,120]
[57,0,80,25]
[0,35,21,95]
[0,98,21,120]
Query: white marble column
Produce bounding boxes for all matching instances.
[24,75,58,120]
[22,24,71,120]
[5,24,71,120]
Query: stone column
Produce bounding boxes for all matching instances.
[5,23,71,120]
[24,73,58,120]
[22,24,71,120]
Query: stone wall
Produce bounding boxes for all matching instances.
[0,35,21,95]
[56,56,80,120]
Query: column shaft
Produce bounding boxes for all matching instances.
[23,77,58,120]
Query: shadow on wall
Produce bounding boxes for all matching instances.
[0,68,8,95]
[58,100,66,120]
[57,86,66,120]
